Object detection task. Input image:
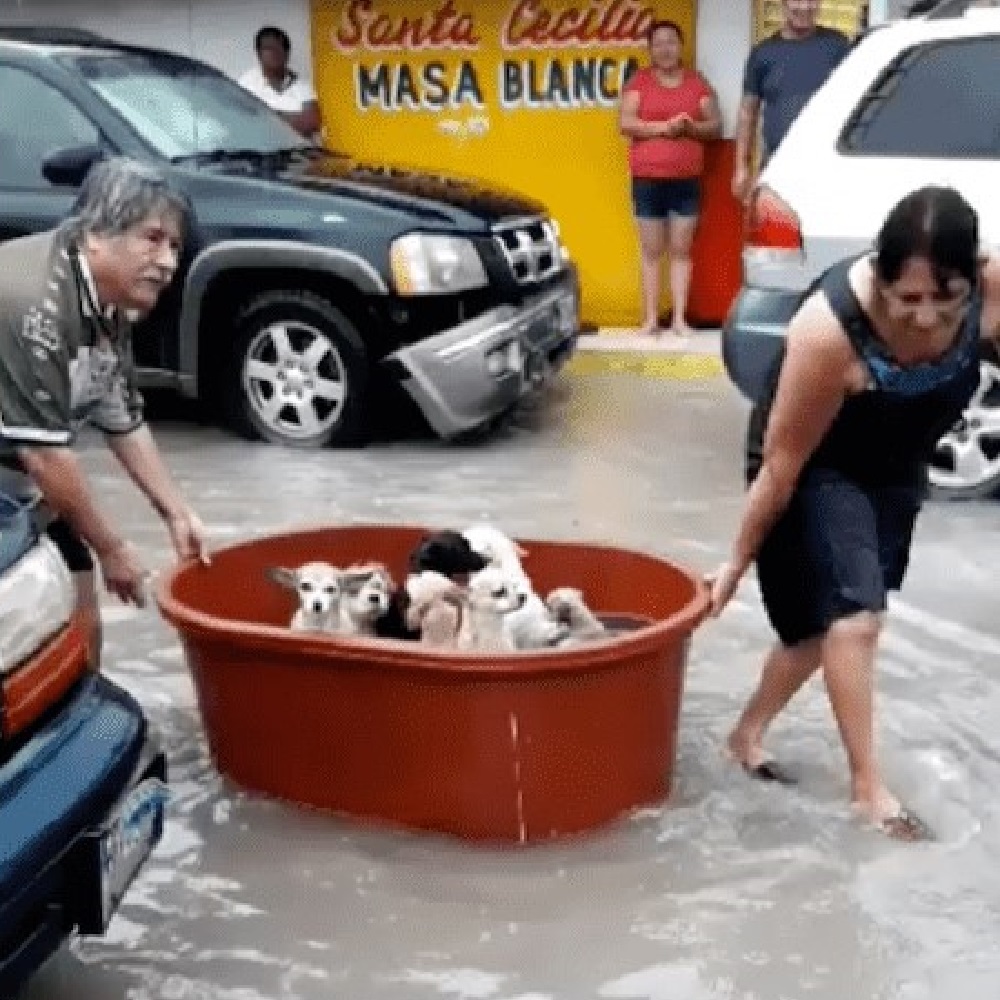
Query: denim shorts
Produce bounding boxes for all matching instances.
[754,467,923,648]
[631,177,700,220]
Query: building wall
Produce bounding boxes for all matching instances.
[0,0,314,81]
[696,0,752,138]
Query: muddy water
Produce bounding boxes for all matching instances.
[20,378,1000,1000]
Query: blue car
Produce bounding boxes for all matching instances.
[0,494,168,996]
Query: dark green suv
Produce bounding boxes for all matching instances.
[0,26,580,448]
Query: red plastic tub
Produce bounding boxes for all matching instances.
[156,524,709,844]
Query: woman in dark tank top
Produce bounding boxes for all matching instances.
[707,186,1000,841]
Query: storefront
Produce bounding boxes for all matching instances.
[310,0,869,329]
[4,0,873,328]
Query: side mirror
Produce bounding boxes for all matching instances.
[41,144,104,187]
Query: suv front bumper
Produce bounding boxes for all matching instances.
[383,268,580,438]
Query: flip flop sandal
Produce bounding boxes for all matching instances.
[879,808,934,842]
[741,760,796,785]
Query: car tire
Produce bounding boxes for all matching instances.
[224,290,369,449]
[927,359,1000,501]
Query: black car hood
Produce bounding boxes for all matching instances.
[272,153,549,229]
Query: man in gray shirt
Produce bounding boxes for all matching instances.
[0,157,207,661]
[732,0,851,201]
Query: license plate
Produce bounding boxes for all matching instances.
[94,778,169,931]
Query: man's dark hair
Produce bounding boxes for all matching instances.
[647,19,684,43]
[255,25,291,53]
[874,185,980,293]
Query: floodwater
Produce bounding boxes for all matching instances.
[20,373,1000,1000]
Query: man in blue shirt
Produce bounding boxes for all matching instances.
[732,0,851,202]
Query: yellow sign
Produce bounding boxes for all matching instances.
[311,0,696,328]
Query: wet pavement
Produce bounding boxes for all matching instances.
[20,372,1000,1000]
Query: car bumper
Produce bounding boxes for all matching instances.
[0,674,167,995]
[721,285,803,401]
[382,269,580,438]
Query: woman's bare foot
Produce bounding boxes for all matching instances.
[637,320,660,337]
[852,786,932,841]
[668,320,694,340]
[726,728,766,768]
[725,728,795,783]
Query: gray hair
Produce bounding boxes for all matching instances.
[68,156,192,240]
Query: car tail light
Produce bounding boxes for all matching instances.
[746,186,802,254]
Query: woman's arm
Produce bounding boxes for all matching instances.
[979,254,1000,360]
[618,88,681,140]
[728,296,853,572]
[282,99,322,139]
[685,85,722,141]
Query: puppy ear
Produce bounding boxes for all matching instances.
[339,569,371,591]
[465,550,489,572]
[514,542,529,558]
[266,567,298,589]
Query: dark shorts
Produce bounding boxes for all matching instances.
[754,468,923,648]
[45,517,94,573]
[631,177,700,220]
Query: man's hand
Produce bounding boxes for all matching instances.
[165,505,210,565]
[732,165,754,203]
[106,428,210,565]
[96,538,149,607]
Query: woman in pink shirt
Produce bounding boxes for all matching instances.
[619,21,721,342]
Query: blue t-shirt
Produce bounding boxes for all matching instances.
[743,27,851,158]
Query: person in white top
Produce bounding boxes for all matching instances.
[238,25,323,141]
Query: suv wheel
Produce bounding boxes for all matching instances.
[224,290,368,448]
[928,360,1000,500]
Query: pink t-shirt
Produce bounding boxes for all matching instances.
[624,67,712,180]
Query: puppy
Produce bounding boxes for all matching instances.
[405,571,464,649]
[266,562,343,633]
[546,587,607,646]
[456,566,526,653]
[408,529,490,579]
[462,524,567,650]
[375,532,490,641]
[461,524,528,576]
[338,563,395,637]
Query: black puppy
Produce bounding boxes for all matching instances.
[408,530,490,577]
[375,530,489,640]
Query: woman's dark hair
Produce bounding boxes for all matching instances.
[647,19,684,44]
[874,185,980,292]
[255,25,291,54]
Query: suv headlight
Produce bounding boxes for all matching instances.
[390,234,487,295]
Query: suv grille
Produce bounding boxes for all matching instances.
[492,217,563,284]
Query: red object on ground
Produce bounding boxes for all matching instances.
[156,525,709,845]
[688,138,744,327]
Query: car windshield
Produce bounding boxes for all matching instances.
[66,50,315,160]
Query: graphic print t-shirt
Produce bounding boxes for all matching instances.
[0,225,144,465]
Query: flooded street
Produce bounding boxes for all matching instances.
[21,373,1000,1000]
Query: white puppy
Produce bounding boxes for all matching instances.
[267,561,343,633]
[405,571,464,649]
[456,566,526,653]
[462,524,567,650]
[338,564,395,637]
[545,587,607,646]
